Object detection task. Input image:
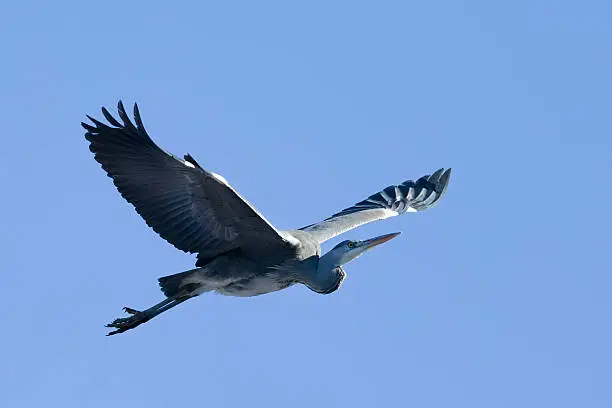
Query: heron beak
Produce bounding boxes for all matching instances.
[361,232,401,250]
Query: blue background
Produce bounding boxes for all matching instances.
[1,1,610,406]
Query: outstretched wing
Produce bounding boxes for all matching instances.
[83,101,293,261]
[300,168,451,243]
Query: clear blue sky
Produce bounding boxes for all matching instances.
[1,1,610,407]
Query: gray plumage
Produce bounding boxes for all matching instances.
[83,101,451,335]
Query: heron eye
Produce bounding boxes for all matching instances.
[347,242,355,248]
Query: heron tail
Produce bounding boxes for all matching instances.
[158,270,199,298]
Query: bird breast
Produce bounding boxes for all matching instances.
[215,272,296,297]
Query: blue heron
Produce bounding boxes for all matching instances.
[83,101,451,335]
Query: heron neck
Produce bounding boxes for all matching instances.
[317,250,341,272]
[306,252,344,294]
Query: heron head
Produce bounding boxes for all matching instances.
[309,232,400,295]
[328,232,401,267]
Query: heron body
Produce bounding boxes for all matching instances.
[83,101,451,335]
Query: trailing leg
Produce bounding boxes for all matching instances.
[105,294,194,336]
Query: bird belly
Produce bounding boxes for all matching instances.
[215,274,295,297]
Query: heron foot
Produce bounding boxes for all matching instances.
[105,308,150,336]
[104,296,188,336]
[123,307,140,315]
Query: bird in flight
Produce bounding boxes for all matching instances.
[83,101,451,335]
